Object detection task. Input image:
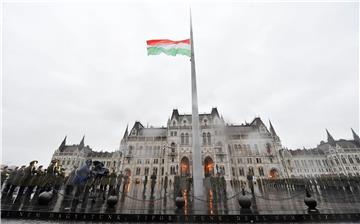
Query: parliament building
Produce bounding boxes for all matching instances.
[51,108,360,184]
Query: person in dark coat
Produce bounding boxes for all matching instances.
[164,173,168,194]
[8,165,26,196]
[44,159,59,191]
[26,165,43,196]
[150,171,157,196]
[108,169,117,196]
[2,166,17,194]
[143,175,148,194]
[1,166,9,188]
[18,160,38,196]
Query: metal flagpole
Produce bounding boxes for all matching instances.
[190,10,203,210]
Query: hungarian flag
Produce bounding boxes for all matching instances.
[146,39,190,57]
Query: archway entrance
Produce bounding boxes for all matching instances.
[269,168,279,179]
[180,157,190,176]
[204,156,214,177]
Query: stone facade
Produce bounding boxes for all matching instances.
[119,108,284,184]
[51,108,360,182]
[280,129,360,177]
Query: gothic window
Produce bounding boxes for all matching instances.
[256,158,261,163]
[181,133,185,145]
[145,167,149,175]
[202,133,206,145]
[348,156,354,164]
[153,167,158,175]
[170,166,175,175]
[231,167,236,176]
[173,121,176,126]
[207,133,211,145]
[248,167,254,175]
[161,167,164,175]
[136,167,141,175]
[355,155,360,163]
[341,156,347,164]
[185,133,189,145]
[258,167,264,176]
[204,119,207,126]
[174,131,177,136]
[239,167,245,176]
[154,159,158,164]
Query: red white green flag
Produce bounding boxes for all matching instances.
[146,39,191,57]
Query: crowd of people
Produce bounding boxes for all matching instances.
[0,159,173,204]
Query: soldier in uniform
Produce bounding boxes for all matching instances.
[100,173,109,200]
[65,166,77,195]
[18,160,38,197]
[142,175,148,194]
[25,164,43,196]
[108,169,117,196]
[1,166,9,188]
[44,159,59,191]
[150,171,157,196]
[116,171,123,193]
[2,166,17,194]
[247,168,254,195]
[164,173,168,194]
[8,165,26,196]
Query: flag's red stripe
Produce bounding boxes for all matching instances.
[147,39,190,46]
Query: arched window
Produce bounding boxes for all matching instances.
[202,133,206,145]
[185,133,189,145]
[173,121,176,126]
[171,142,176,153]
[181,133,185,145]
[207,133,211,145]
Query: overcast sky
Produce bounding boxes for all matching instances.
[2,1,359,167]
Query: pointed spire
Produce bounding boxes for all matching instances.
[269,120,277,136]
[326,129,336,147]
[59,136,67,152]
[351,128,360,145]
[211,107,220,118]
[79,135,85,150]
[123,125,129,139]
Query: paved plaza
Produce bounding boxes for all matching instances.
[2,178,360,216]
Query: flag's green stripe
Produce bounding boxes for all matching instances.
[147,46,191,57]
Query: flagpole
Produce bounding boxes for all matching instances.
[190,10,203,208]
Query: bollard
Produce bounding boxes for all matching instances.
[304,188,318,213]
[238,188,252,209]
[107,195,118,208]
[38,191,53,205]
[175,191,185,209]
